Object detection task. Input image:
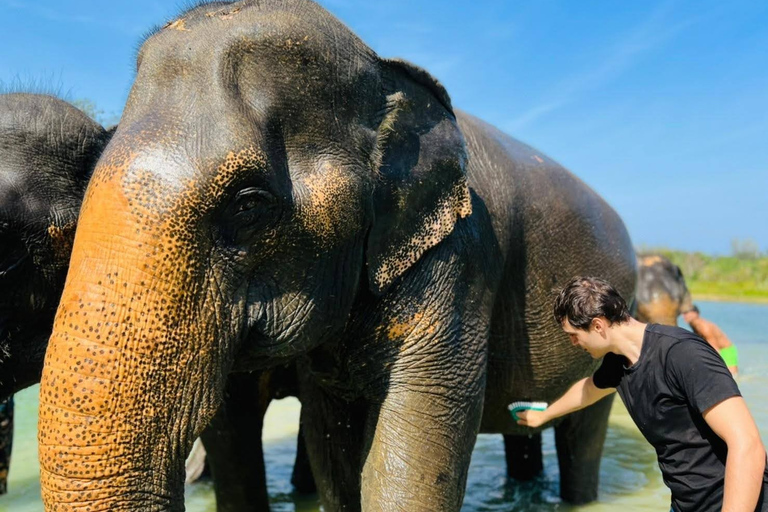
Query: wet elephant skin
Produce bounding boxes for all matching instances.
[37,2,637,511]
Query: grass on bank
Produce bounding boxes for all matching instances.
[640,248,768,303]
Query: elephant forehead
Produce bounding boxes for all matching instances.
[136,0,377,100]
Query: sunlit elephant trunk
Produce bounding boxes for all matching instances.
[38,141,235,511]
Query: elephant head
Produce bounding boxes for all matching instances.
[635,254,693,325]
[0,93,112,399]
[38,1,471,509]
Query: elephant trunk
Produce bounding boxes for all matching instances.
[38,157,228,511]
[679,287,694,315]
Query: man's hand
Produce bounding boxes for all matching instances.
[516,409,548,428]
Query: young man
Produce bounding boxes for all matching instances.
[517,276,767,512]
[683,304,739,376]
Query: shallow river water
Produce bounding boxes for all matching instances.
[2,300,767,511]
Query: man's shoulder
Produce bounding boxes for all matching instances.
[645,324,712,356]
[646,323,702,343]
[646,324,725,373]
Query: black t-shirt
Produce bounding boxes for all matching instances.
[593,324,768,512]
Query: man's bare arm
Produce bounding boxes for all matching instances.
[703,396,765,512]
[516,376,615,428]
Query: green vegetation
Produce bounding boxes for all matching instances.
[639,241,768,303]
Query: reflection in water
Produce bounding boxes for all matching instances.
[1,300,767,511]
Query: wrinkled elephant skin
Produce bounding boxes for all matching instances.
[0,93,112,494]
[38,2,637,511]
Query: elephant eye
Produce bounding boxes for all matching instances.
[234,188,275,215]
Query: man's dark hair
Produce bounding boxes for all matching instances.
[554,276,631,330]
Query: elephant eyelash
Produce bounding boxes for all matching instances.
[234,188,275,212]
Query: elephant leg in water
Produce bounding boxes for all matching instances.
[503,395,614,503]
[201,373,271,511]
[0,397,12,494]
[554,395,615,503]
[290,424,316,494]
[200,369,316,511]
[503,433,543,481]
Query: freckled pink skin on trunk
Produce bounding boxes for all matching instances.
[37,143,261,510]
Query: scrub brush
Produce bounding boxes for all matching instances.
[508,401,548,421]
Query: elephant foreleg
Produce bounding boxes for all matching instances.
[554,393,615,504]
[201,372,271,512]
[503,432,543,481]
[360,382,484,512]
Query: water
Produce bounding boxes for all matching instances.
[2,300,767,511]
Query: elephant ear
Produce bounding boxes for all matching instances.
[366,58,472,295]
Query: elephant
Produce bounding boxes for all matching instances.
[37,1,637,511]
[635,254,693,325]
[0,92,112,400]
[0,93,313,505]
[0,93,114,493]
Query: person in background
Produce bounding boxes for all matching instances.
[517,276,767,512]
[683,304,738,376]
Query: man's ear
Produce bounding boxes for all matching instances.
[366,58,472,295]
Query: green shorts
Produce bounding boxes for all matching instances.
[719,345,738,368]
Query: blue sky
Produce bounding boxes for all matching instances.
[1,0,766,255]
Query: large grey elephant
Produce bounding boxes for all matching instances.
[0,93,111,399]
[0,93,113,492]
[0,94,309,505]
[0,93,269,500]
[37,1,636,511]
